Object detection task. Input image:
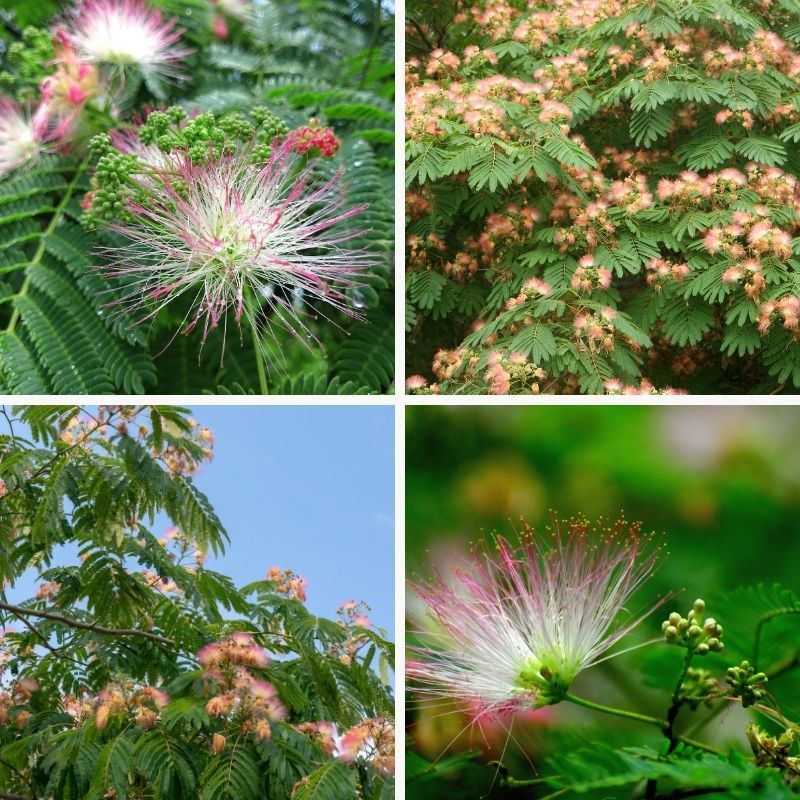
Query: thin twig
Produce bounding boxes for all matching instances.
[0,600,173,646]
[15,613,84,666]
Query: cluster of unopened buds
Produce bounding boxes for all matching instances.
[645,257,690,289]
[757,295,800,335]
[95,683,169,730]
[339,716,395,776]
[266,567,308,602]
[677,667,718,709]
[662,598,724,655]
[0,677,38,729]
[726,661,768,708]
[571,255,612,293]
[573,307,617,353]
[286,122,340,158]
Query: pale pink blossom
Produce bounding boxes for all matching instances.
[103,139,373,355]
[408,519,663,718]
[63,0,190,77]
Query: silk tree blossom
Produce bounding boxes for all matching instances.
[0,97,53,179]
[63,0,190,77]
[408,518,663,720]
[102,138,374,352]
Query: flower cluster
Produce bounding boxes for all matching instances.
[286,122,340,158]
[293,720,337,756]
[199,633,284,744]
[94,682,169,730]
[604,378,685,396]
[0,0,191,178]
[88,127,372,356]
[330,600,373,666]
[339,716,395,776]
[266,567,308,602]
[0,677,38,729]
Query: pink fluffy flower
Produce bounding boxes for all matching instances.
[103,139,373,352]
[338,717,395,776]
[408,518,663,718]
[405,374,428,391]
[0,97,52,178]
[62,0,190,77]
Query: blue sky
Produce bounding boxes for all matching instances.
[4,405,395,638]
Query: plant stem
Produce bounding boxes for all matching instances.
[566,691,720,757]
[647,649,696,799]
[564,692,668,730]
[0,600,173,645]
[753,608,800,670]
[502,776,551,788]
[250,316,268,394]
[667,649,695,746]
[6,161,88,335]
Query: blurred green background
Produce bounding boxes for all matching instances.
[406,405,800,798]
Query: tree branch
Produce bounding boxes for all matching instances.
[0,600,173,646]
[0,792,34,800]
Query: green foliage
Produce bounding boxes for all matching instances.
[546,744,789,796]
[0,405,395,800]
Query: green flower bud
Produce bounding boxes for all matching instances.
[669,612,681,626]
[693,599,705,616]
[695,643,709,655]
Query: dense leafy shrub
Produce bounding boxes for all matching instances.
[0,0,394,394]
[0,405,394,799]
[405,0,800,394]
